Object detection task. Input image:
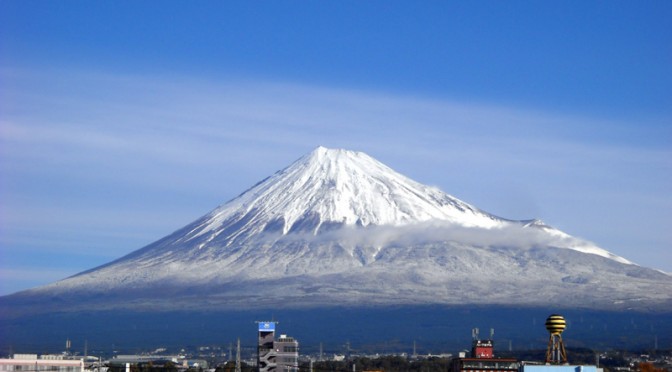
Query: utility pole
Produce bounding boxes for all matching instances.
[229,343,233,363]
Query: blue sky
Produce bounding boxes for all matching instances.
[1,1,670,296]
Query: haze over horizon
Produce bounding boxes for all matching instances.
[1,1,671,296]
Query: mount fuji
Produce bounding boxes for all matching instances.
[4,146,670,317]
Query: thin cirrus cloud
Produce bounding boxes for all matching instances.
[5,68,661,175]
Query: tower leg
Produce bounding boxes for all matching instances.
[544,336,554,364]
[545,334,568,365]
[558,335,567,364]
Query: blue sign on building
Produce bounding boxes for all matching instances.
[258,322,276,332]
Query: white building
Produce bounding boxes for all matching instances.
[0,355,84,372]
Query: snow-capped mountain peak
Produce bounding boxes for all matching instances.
[186,146,502,243]
[9,146,668,314]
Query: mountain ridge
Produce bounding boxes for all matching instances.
[2,146,670,314]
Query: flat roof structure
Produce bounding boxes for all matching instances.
[0,357,84,372]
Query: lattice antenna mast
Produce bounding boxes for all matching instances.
[544,314,568,365]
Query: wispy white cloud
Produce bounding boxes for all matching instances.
[276,221,595,252]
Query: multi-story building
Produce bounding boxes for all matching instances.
[450,339,518,372]
[274,335,299,372]
[258,321,277,372]
[256,321,299,372]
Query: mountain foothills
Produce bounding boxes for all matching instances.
[2,147,671,315]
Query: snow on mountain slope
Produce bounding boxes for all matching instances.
[186,146,502,242]
[8,146,669,312]
[174,146,630,263]
[534,221,634,265]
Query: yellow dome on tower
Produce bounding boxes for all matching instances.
[545,314,566,335]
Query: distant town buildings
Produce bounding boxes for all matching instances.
[6,313,668,371]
